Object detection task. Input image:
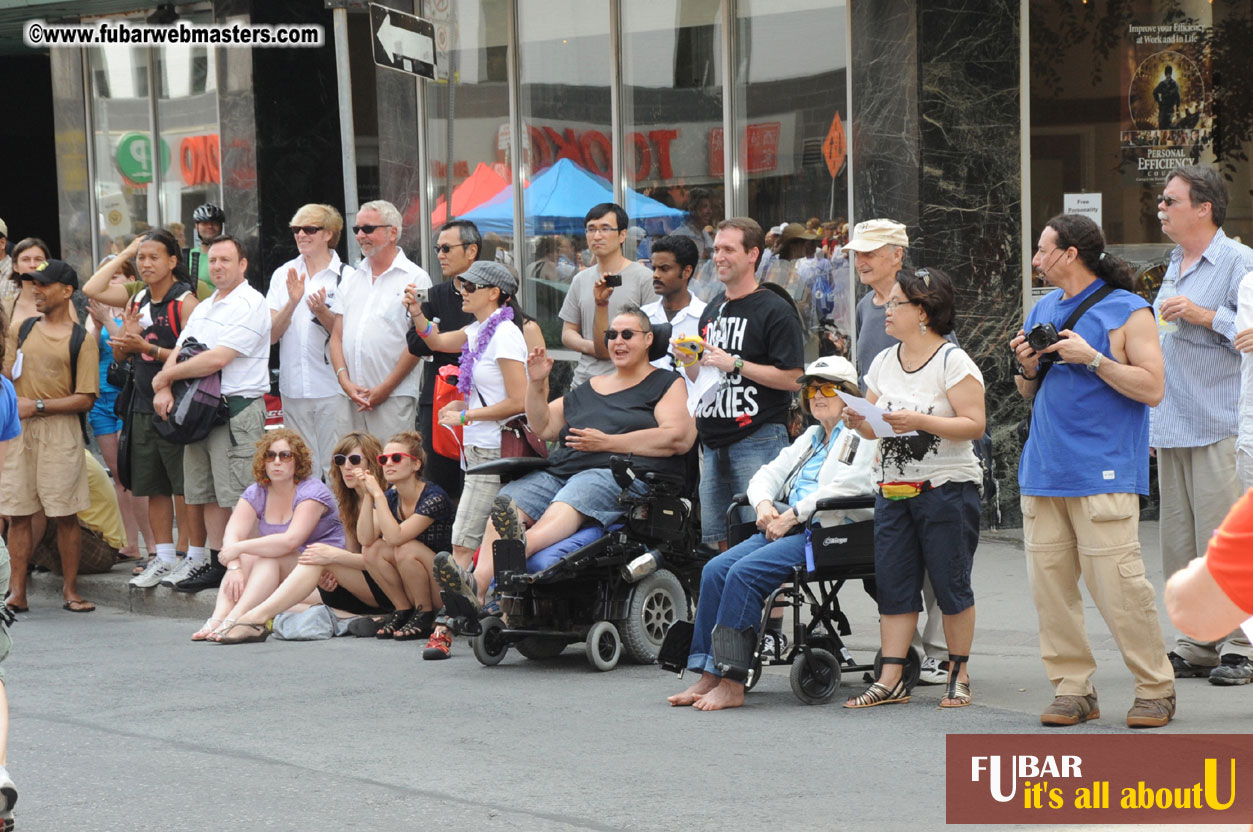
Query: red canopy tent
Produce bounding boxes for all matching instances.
[429,162,509,226]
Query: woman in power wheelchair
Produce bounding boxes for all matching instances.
[665,356,876,710]
[432,306,696,637]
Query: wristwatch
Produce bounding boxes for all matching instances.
[1086,353,1103,373]
[732,355,745,372]
[34,398,45,414]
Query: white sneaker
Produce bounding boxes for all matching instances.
[0,762,17,818]
[130,557,180,589]
[160,556,201,588]
[918,655,949,686]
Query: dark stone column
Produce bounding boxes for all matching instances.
[852,0,1026,524]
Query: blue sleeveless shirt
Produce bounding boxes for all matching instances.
[1019,281,1151,497]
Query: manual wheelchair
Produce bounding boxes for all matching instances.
[658,493,923,705]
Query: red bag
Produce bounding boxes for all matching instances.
[432,363,464,459]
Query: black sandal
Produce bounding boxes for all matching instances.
[844,656,911,709]
[394,609,435,641]
[376,608,415,639]
[939,653,972,708]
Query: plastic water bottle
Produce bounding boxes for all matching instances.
[1156,277,1179,334]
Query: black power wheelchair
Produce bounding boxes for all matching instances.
[440,322,709,671]
[657,493,923,704]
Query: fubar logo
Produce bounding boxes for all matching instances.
[971,755,1083,803]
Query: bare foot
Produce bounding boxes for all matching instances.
[667,671,719,706]
[692,678,745,711]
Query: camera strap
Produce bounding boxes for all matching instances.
[1036,282,1116,386]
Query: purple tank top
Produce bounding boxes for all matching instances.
[241,478,345,550]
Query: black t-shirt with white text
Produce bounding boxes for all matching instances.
[696,288,804,449]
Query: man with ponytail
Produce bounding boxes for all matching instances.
[1011,213,1176,728]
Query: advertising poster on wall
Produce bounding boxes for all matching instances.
[1120,14,1214,185]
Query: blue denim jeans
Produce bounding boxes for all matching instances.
[699,422,790,544]
[687,531,807,676]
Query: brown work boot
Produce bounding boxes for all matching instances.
[1040,692,1100,726]
[1126,694,1175,729]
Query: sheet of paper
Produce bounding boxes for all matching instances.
[838,392,917,438]
[686,366,720,415]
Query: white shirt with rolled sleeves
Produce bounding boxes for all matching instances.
[175,282,272,398]
[744,423,877,527]
[266,252,349,400]
[337,249,431,400]
[1236,271,1253,488]
[640,295,707,372]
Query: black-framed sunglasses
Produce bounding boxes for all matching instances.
[352,224,393,235]
[604,328,644,342]
[434,242,470,254]
[1157,194,1183,207]
[457,278,480,293]
[291,225,323,236]
[264,449,294,461]
[333,453,365,467]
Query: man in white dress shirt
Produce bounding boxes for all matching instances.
[267,203,350,479]
[640,234,706,380]
[330,200,432,440]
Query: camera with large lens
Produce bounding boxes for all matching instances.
[1026,322,1061,363]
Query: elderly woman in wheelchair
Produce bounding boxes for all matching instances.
[667,356,876,710]
[433,305,696,616]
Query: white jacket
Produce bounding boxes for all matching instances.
[745,424,877,528]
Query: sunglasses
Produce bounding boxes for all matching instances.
[377,452,420,465]
[604,328,644,341]
[333,453,365,467]
[434,243,470,254]
[1157,194,1183,207]
[291,225,323,236]
[804,383,845,399]
[352,224,393,235]
[457,278,480,293]
[264,449,294,461]
[914,268,932,287]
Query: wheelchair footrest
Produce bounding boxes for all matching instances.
[657,620,694,675]
[712,625,757,683]
[493,538,527,587]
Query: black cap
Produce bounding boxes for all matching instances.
[24,259,79,288]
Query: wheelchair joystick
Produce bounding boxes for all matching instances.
[610,454,637,491]
[620,550,660,584]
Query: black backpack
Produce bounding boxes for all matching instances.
[151,337,229,445]
[16,316,90,443]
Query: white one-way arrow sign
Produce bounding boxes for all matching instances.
[370,4,435,80]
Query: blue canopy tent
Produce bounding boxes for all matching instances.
[460,158,687,235]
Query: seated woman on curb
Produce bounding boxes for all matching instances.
[357,431,455,640]
[433,306,696,614]
[211,432,398,642]
[668,356,876,711]
[197,430,345,643]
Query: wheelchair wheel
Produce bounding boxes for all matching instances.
[790,648,841,705]
[514,636,567,660]
[472,616,509,666]
[873,647,922,692]
[585,620,622,672]
[618,569,685,664]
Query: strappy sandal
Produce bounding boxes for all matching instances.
[376,608,415,640]
[217,621,271,645]
[938,653,972,708]
[192,618,222,642]
[393,608,431,641]
[207,618,236,643]
[844,656,911,709]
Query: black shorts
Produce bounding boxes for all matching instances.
[317,569,393,616]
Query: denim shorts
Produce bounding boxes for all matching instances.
[90,390,123,437]
[699,422,790,544]
[501,467,647,528]
[873,480,980,615]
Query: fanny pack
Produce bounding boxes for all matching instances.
[878,480,932,501]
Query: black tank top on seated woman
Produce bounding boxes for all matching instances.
[546,368,685,480]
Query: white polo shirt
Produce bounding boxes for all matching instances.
[266,252,349,400]
[176,280,272,399]
[641,295,707,372]
[337,248,432,400]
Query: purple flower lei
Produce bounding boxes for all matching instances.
[458,305,515,395]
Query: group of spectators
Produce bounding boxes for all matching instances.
[3,163,1253,734]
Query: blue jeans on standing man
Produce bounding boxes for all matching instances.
[699,422,790,544]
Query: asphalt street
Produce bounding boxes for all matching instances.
[8,522,1251,831]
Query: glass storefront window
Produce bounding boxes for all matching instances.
[89,42,157,255]
[733,0,853,358]
[622,0,724,301]
[1029,0,1252,305]
[517,0,612,347]
[155,8,222,254]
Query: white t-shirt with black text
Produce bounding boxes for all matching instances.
[462,317,528,450]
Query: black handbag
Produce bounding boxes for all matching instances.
[111,358,136,419]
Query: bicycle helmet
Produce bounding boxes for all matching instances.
[192,203,225,224]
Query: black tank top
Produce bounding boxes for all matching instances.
[131,283,191,413]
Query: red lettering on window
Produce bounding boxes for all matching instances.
[629,132,651,182]
[648,129,677,181]
[580,130,611,177]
